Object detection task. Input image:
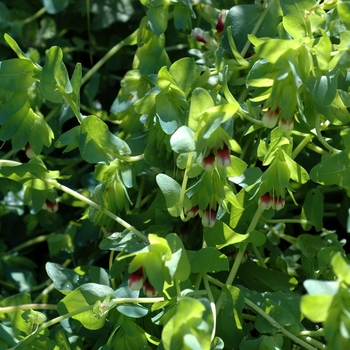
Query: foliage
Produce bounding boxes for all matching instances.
[0,0,350,349]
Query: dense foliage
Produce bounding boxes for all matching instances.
[1,0,350,349]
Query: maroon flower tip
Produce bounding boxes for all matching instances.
[273,197,285,211]
[202,151,216,171]
[24,143,37,159]
[143,279,157,297]
[258,193,273,210]
[216,10,228,33]
[185,206,199,218]
[42,200,58,213]
[217,145,231,168]
[201,206,217,228]
[279,117,294,133]
[262,107,280,129]
[128,267,144,291]
[191,28,207,43]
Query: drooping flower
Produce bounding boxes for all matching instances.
[201,206,217,228]
[128,267,144,291]
[24,143,37,159]
[191,27,209,43]
[202,150,216,171]
[258,193,273,210]
[273,196,285,211]
[42,200,59,213]
[279,117,294,133]
[216,144,231,168]
[216,10,228,33]
[262,107,280,128]
[185,206,199,218]
[143,279,157,297]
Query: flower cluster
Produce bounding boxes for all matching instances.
[202,143,231,170]
[262,107,295,133]
[258,193,285,211]
[128,267,157,297]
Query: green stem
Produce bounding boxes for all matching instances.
[112,297,164,304]
[48,180,148,242]
[240,0,277,57]
[203,274,215,304]
[315,114,341,154]
[5,234,53,256]
[81,29,138,85]
[215,208,264,315]
[23,7,47,25]
[251,245,267,268]
[179,152,193,221]
[245,297,323,350]
[291,133,314,159]
[0,304,57,313]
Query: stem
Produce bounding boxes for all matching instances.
[112,297,164,304]
[240,0,277,58]
[0,304,57,313]
[251,245,267,268]
[215,207,264,315]
[315,114,341,154]
[48,180,148,242]
[23,7,47,25]
[245,297,323,350]
[179,152,193,221]
[203,274,215,304]
[81,29,138,85]
[292,133,314,159]
[5,234,53,256]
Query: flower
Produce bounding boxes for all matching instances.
[216,144,231,168]
[279,117,294,133]
[202,150,216,171]
[185,206,199,218]
[191,27,209,43]
[262,107,280,128]
[143,279,157,297]
[42,200,59,213]
[201,206,217,228]
[258,193,273,210]
[24,143,37,159]
[128,267,144,291]
[216,10,228,33]
[258,193,285,211]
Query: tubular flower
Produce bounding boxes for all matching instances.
[216,10,228,33]
[258,193,285,211]
[216,143,231,168]
[273,196,285,211]
[24,143,37,159]
[191,27,209,43]
[143,279,157,297]
[128,267,144,291]
[201,205,217,228]
[279,117,294,133]
[202,150,216,171]
[42,200,59,213]
[262,107,280,128]
[185,205,199,218]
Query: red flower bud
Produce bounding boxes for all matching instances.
[42,200,59,213]
[216,10,228,33]
[191,28,208,43]
[143,279,157,297]
[128,267,144,291]
[202,151,216,171]
[216,145,231,168]
[201,206,217,228]
[279,117,294,133]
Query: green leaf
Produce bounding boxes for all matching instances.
[301,292,336,322]
[300,188,324,231]
[280,0,315,38]
[338,1,350,30]
[156,173,190,217]
[0,90,28,124]
[165,233,191,281]
[40,46,71,103]
[148,5,168,37]
[331,252,350,284]
[190,247,229,273]
[79,115,131,164]
[170,126,195,153]
[310,151,350,187]
[203,221,250,249]
[169,58,196,97]
[156,91,180,134]
[45,262,90,293]
[237,261,298,292]
[43,0,69,14]
[57,283,113,330]
[173,3,192,30]
[0,59,36,91]
[188,88,214,131]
